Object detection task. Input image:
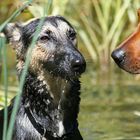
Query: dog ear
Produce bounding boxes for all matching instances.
[3,22,22,46]
[3,23,26,59]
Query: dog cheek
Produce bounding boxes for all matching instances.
[28,46,50,73]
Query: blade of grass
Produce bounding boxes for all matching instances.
[133,0,140,10]
[0,36,8,140]
[101,0,112,31]
[28,0,53,17]
[80,13,100,48]
[44,0,53,16]
[79,30,99,62]
[0,0,32,32]
[52,0,69,15]
[6,17,45,140]
[114,0,122,16]
[110,20,126,50]
[6,0,52,139]
[79,30,101,85]
[91,0,107,35]
[107,0,131,41]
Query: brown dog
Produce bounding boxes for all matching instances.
[112,9,140,74]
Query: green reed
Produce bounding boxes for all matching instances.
[0,36,7,140]
[0,0,52,139]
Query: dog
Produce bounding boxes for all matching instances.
[111,9,140,74]
[0,16,86,140]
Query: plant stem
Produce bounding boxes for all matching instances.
[6,0,52,139]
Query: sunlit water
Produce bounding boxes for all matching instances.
[1,79,140,140]
[79,93,140,140]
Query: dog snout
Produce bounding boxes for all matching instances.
[71,55,86,74]
[111,49,125,66]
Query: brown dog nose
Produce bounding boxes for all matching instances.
[111,49,125,65]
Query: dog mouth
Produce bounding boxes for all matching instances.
[111,48,140,74]
[47,68,84,81]
[42,62,86,81]
[112,54,140,74]
[121,62,140,74]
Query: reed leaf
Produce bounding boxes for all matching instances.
[80,13,100,49]
[107,0,131,41]
[6,0,52,139]
[101,0,112,30]
[110,20,126,50]
[52,0,69,15]
[92,0,107,35]
[0,37,8,140]
[79,30,99,62]
[6,18,45,140]
[0,0,32,32]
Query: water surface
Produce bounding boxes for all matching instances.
[79,89,140,140]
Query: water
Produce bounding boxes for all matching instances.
[1,70,140,140]
[79,93,140,140]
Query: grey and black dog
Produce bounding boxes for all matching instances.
[0,16,86,140]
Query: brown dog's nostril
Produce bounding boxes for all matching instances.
[111,49,125,65]
[72,59,86,73]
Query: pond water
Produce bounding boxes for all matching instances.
[79,90,140,140]
[1,71,140,140]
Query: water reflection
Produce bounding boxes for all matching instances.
[79,94,140,140]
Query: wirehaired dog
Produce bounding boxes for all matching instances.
[0,16,86,140]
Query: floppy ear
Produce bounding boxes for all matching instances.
[3,22,22,48]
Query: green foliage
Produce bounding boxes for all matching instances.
[0,0,52,139]
[65,0,140,84]
[0,36,8,140]
[26,0,140,86]
[1,0,140,139]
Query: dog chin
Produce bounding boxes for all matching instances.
[60,73,81,81]
[44,69,79,81]
[125,69,140,74]
[119,66,140,74]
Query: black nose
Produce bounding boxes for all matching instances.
[71,59,86,74]
[111,49,125,65]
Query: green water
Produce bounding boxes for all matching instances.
[1,86,140,140]
[1,70,140,140]
[79,89,140,140]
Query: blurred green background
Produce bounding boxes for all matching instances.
[1,0,140,140]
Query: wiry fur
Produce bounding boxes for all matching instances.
[0,16,86,140]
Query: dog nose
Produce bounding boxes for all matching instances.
[72,59,86,74]
[111,49,125,64]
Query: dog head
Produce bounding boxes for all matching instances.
[111,9,140,74]
[3,16,86,80]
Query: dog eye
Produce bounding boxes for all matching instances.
[39,30,52,41]
[39,35,50,41]
[68,30,76,40]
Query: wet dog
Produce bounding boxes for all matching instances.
[0,16,86,140]
[111,9,140,74]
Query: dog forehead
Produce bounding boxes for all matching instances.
[43,17,73,33]
[22,17,38,26]
[56,18,72,29]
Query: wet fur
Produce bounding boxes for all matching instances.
[0,16,86,140]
